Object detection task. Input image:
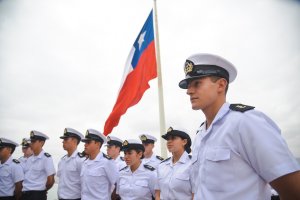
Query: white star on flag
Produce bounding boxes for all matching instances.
[138,31,146,50]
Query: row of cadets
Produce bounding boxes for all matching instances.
[0,138,24,200]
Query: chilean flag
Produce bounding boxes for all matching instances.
[103,10,157,135]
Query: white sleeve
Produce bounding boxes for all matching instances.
[237,110,300,182]
[45,157,56,176]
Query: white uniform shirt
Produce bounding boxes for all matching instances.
[57,150,86,199]
[117,164,157,200]
[142,154,163,169]
[81,152,118,200]
[0,156,24,197]
[22,150,56,191]
[156,151,194,200]
[115,155,126,171]
[192,103,300,200]
[18,156,32,171]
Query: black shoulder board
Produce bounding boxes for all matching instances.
[120,166,128,171]
[77,152,85,158]
[13,159,20,164]
[161,157,171,163]
[44,152,51,157]
[156,155,164,161]
[144,164,155,171]
[103,153,112,160]
[229,104,255,113]
[120,156,124,161]
[188,155,192,159]
[61,155,67,159]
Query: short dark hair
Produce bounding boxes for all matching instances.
[209,76,229,94]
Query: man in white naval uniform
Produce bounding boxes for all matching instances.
[57,128,86,200]
[0,138,24,200]
[18,138,33,170]
[106,135,126,171]
[21,130,56,200]
[80,129,118,200]
[179,53,300,200]
[139,134,163,169]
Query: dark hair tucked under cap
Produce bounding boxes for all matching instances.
[121,139,145,152]
[162,127,192,153]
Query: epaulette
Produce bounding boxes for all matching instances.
[77,152,85,158]
[13,159,20,164]
[156,155,164,161]
[61,155,67,159]
[230,104,255,113]
[188,155,192,159]
[200,122,205,127]
[161,157,171,163]
[144,164,155,171]
[44,152,51,157]
[103,153,112,160]
[120,166,128,171]
[120,156,124,161]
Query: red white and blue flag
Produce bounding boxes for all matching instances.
[103,10,157,135]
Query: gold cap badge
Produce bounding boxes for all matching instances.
[184,61,193,75]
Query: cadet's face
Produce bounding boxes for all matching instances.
[22,147,33,157]
[62,137,75,150]
[0,147,9,160]
[143,143,154,155]
[106,145,119,158]
[166,136,186,153]
[84,140,99,155]
[124,150,142,166]
[30,140,43,152]
[187,77,220,110]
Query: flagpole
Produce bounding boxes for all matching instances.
[153,0,167,159]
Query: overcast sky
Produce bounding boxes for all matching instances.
[1,0,300,166]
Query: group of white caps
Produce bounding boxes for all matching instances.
[0,128,158,148]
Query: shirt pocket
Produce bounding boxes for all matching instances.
[32,165,43,179]
[204,147,234,192]
[0,169,10,183]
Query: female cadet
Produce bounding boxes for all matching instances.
[116,139,156,200]
[155,127,194,200]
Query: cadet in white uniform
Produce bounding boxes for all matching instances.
[155,127,194,200]
[80,129,118,200]
[116,139,156,200]
[22,131,56,200]
[139,134,163,168]
[179,53,300,200]
[0,138,24,200]
[106,135,126,171]
[18,138,33,170]
[57,128,86,200]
